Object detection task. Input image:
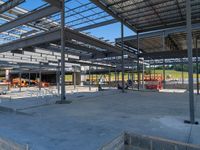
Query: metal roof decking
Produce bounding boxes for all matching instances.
[91,0,200,32]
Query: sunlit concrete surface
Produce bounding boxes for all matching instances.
[0,90,200,150]
[0,86,98,100]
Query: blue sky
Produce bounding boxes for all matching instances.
[19,0,135,42]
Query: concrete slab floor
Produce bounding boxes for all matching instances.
[0,90,200,150]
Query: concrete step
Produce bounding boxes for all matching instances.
[100,132,200,150]
[0,137,28,150]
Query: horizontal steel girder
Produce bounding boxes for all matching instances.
[0,5,59,33]
[0,27,134,58]
[43,0,62,9]
[140,48,200,59]
[0,0,25,14]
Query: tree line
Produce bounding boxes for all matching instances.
[155,64,200,73]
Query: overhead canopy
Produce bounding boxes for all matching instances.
[116,27,200,59]
[91,0,200,32]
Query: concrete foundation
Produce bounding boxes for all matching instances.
[0,90,200,150]
[100,132,200,150]
[0,137,27,150]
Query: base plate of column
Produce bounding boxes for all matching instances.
[55,100,72,104]
[184,120,199,125]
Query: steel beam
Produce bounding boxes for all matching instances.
[0,0,25,14]
[0,27,131,58]
[43,0,62,9]
[90,0,137,32]
[115,23,200,43]
[0,6,59,33]
[140,49,200,60]
[76,19,118,31]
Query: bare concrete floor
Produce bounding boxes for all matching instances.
[0,90,200,150]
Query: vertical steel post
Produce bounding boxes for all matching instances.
[57,60,60,95]
[109,67,111,89]
[114,66,117,87]
[196,38,199,95]
[186,0,195,124]
[163,32,166,89]
[154,60,156,79]
[149,62,152,80]
[132,59,134,90]
[91,68,94,86]
[96,66,98,86]
[182,59,184,85]
[73,66,76,90]
[137,33,140,90]
[28,72,31,87]
[142,59,144,89]
[60,0,66,101]
[117,71,119,83]
[89,66,91,91]
[39,67,41,91]
[121,22,125,92]
[19,70,21,92]
[163,59,166,89]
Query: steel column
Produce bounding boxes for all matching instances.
[28,72,31,87]
[92,70,94,85]
[60,0,66,101]
[39,68,41,91]
[132,60,134,90]
[186,0,195,124]
[96,66,98,86]
[142,59,144,89]
[56,60,60,95]
[19,70,21,92]
[149,62,152,80]
[163,59,166,89]
[109,67,111,89]
[121,22,125,92]
[196,38,199,95]
[73,66,76,90]
[114,67,117,87]
[154,64,155,79]
[137,33,140,90]
[89,66,91,91]
[182,59,184,85]
[163,32,166,89]
[117,72,119,83]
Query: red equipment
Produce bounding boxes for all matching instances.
[144,74,163,90]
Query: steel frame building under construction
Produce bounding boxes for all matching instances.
[0,0,200,149]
